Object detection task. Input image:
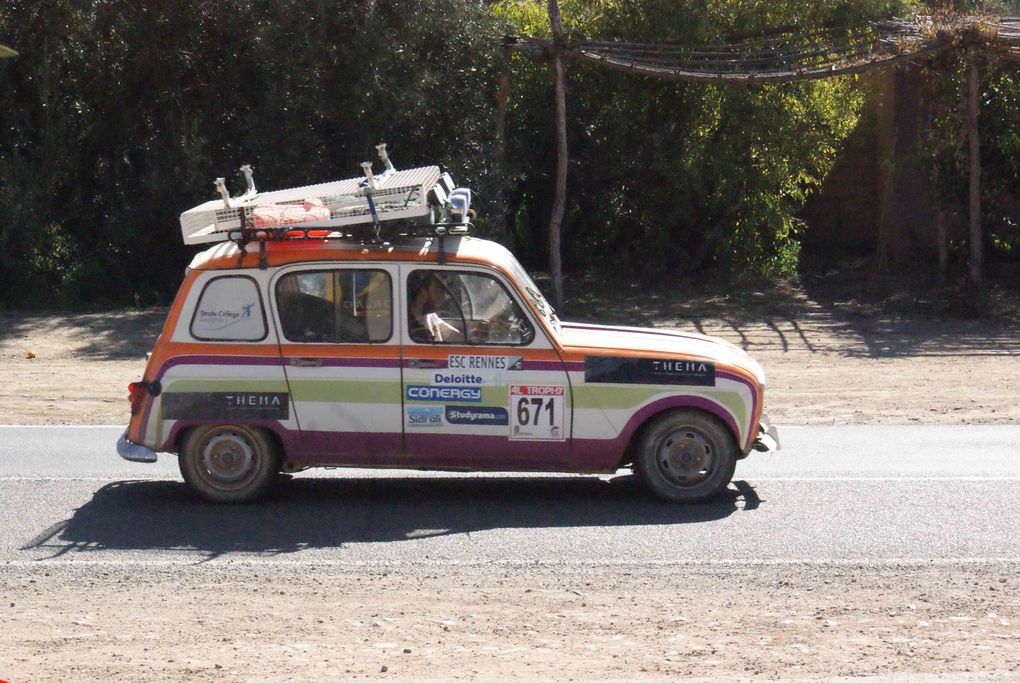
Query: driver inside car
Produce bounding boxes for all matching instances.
[408,273,464,343]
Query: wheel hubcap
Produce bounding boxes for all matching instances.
[201,432,255,483]
[656,428,714,487]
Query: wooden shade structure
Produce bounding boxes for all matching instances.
[507,13,1020,292]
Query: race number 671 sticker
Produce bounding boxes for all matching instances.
[509,385,566,441]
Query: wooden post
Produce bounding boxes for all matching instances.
[547,0,567,308]
[936,208,948,278]
[495,48,512,153]
[967,53,982,286]
[495,47,513,242]
[875,67,897,271]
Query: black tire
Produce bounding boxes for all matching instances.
[179,424,278,503]
[633,409,738,503]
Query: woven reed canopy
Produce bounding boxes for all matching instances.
[507,14,1020,83]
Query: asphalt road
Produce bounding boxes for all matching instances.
[1,425,1019,566]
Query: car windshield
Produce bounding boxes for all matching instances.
[505,254,561,337]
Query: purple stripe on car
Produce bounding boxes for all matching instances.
[154,354,406,381]
[526,360,583,372]
[402,359,450,369]
[716,370,760,446]
[317,357,402,369]
[154,355,283,382]
[403,433,572,470]
[297,430,403,462]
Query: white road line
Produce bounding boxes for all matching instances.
[748,476,1020,482]
[0,424,125,428]
[0,476,173,482]
[2,475,1019,483]
[2,557,1020,568]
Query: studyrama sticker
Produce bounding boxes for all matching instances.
[509,385,565,441]
[445,406,509,426]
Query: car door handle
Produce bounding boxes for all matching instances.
[406,358,442,369]
[289,357,323,367]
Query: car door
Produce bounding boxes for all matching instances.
[273,264,403,464]
[400,264,572,470]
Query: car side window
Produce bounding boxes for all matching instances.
[190,275,268,342]
[276,269,392,343]
[406,270,535,346]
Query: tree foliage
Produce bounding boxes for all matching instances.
[0,0,507,307]
[4,0,981,309]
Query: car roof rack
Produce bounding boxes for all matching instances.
[179,144,473,249]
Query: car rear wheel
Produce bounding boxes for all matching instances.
[179,424,278,503]
[634,409,737,503]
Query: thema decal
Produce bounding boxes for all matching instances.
[584,357,716,387]
[162,392,290,420]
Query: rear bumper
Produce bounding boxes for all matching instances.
[752,413,781,452]
[117,429,157,463]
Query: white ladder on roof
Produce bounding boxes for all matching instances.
[180,154,456,245]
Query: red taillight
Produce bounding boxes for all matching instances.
[128,381,147,415]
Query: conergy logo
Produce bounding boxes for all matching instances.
[406,385,482,402]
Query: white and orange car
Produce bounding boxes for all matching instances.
[118,152,778,503]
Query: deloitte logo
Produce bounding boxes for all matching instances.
[405,385,482,402]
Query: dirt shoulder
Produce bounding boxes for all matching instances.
[2,563,1017,682]
[2,304,1019,426]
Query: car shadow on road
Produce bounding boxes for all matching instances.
[22,475,762,562]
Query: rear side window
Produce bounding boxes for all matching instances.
[190,275,268,341]
[276,269,392,343]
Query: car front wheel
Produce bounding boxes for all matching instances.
[179,424,278,503]
[634,409,737,503]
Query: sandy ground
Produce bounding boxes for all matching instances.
[2,563,1018,682]
[1,307,1019,426]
